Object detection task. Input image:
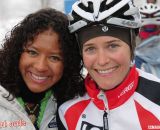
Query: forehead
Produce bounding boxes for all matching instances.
[26,30,62,52]
[83,35,122,45]
[28,29,59,43]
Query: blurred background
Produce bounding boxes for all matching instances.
[0,0,160,47]
[0,0,76,47]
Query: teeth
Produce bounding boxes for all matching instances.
[98,67,116,74]
[31,73,48,80]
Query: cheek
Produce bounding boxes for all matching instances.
[19,54,27,73]
[52,63,64,78]
[115,49,131,66]
[82,55,93,69]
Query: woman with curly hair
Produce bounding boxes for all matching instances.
[0,8,83,130]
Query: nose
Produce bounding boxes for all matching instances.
[97,50,110,66]
[34,56,48,72]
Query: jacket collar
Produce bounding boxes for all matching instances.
[85,66,139,110]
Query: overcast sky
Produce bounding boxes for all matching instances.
[0,0,65,47]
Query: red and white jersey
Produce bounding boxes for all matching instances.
[59,66,160,130]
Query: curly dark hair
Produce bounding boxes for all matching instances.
[0,8,85,102]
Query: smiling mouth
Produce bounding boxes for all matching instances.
[30,72,49,82]
[97,66,118,75]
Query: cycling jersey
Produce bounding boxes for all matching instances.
[59,66,160,130]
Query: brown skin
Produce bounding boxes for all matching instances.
[19,29,64,93]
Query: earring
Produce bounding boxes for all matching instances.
[130,60,135,67]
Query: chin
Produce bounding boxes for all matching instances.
[98,84,115,91]
[29,88,45,93]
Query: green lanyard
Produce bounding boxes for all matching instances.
[17,90,52,128]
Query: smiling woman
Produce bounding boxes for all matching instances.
[19,30,64,93]
[58,0,160,130]
[0,8,83,130]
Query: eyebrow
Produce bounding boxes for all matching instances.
[105,39,121,44]
[25,45,63,55]
[83,39,121,47]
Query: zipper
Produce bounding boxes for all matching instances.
[103,111,109,130]
[97,91,109,130]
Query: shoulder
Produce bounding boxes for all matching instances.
[58,94,90,129]
[137,68,160,83]
[136,68,160,106]
[59,93,90,114]
[0,85,25,114]
[0,85,17,106]
[0,85,12,102]
[0,86,21,121]
[0,84,10,94]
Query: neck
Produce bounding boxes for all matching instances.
[19,85,45,103]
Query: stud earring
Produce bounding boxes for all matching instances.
[130,60,135,67]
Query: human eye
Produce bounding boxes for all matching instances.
[108,43,119,49]
[83,46,96,54]
[49,55,63,62]
[25,48,38,56]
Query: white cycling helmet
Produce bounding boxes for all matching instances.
[68,0,142,33]
[139,3,160,26]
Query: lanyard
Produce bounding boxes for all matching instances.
[17,90,52,128]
